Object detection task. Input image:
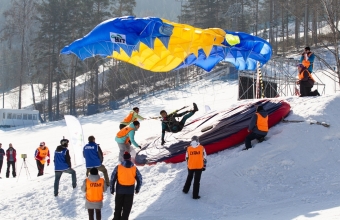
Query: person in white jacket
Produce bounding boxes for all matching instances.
[81,167,107,220]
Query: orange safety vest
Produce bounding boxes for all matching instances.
[187,145,204,169]
[298,69,315,82]
[116,126,134,144]
[37,147,49,164]
[86,178,104,202]
[256,113,268,132]
[122,111,137,123]
[117,165,136,186]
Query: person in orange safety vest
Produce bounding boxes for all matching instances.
[115,121,141,162]
[182,136,207,199]
[110,152,142,220]
[243,105,268,150]
[296,63,320,97]
[81,167,107,220]
[35,141,50,177]
[119,107,145,129]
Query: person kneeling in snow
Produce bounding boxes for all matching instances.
[182,136,206,199]
[160,103,198,145]
[110,152,142,220]
[296,63,320,97]
[244,105,268,150]
[81,167,107,220]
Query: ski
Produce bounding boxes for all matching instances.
[170,105,189,114]
[149,106,189,120]
[282,119,330,128]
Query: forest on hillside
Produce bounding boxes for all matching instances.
[0,0,339,122]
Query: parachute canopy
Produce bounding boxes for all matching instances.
[61,16,272,72]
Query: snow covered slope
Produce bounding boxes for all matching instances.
[0,79,340,220]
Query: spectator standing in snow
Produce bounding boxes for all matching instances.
[0,143,5,178]
[35,141,50,176]
[6,143,16,178]
[182,136,207,199]
[54,138,77,197]
[244,105,268,150]
[115,121,141,162]
[83,136,110,186]
[110,152,142,220]
[296,63,320,97]
[81,167,107,220]
[300,46,315,73]
[119,107,145,129]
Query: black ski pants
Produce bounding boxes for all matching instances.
[0,160,3,174]
[88,209,101,220]
[36,160,45,176]
[6,161,16,177]
[183,169,202,198]
[245,132,266,149]
[113,194,134,220]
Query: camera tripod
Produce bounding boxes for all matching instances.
[17,158,31,181]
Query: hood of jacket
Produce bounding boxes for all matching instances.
[55,145,67,152]
[88,174,100,182]
[257,109,268,118]
[121,159,134,168]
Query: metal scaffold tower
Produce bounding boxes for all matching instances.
[238,56,326,100]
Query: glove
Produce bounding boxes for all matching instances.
[138,146,142,149]
[135,190,139,194]
[161,140,165,145]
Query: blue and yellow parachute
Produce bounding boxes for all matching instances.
[61,16,272,72]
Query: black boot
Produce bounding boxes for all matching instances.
[193,103,198,112]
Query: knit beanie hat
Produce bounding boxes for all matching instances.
[123,152,131,160]
[90,167,98,175]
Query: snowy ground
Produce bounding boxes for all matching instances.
[0,77,340,220]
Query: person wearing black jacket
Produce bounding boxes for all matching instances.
[53,138,77,197]
[244,105,268,150]
[0,143,5,178]
[160,103,198,145]
[110,152,142,220]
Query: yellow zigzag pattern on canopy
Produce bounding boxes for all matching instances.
[108,18,226,72]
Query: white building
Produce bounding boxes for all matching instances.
[0,109,39,127]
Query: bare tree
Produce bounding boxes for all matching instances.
[2,0,36,109]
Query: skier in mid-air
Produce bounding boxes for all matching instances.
[160,103,198,145]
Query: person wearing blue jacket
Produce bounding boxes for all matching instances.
[115,121,141,162]
[83,136,110,186]
[300,46,315,73]
[53,138,77,197]
[110,152,142,220]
